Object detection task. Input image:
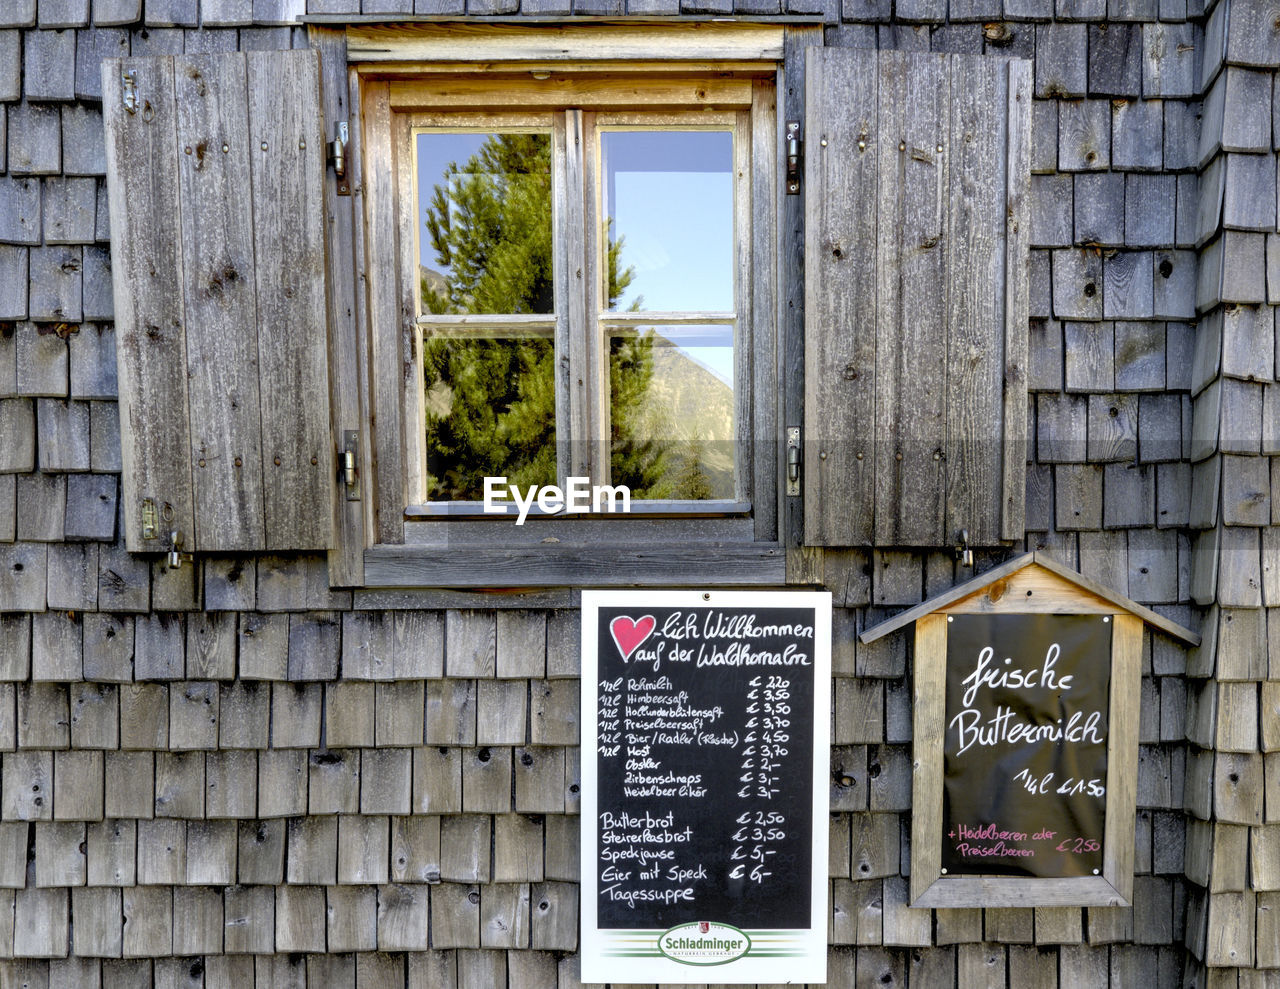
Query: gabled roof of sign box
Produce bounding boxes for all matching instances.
[859,552,1201,647]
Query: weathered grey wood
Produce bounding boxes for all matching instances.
[1126,175,1176,250]
[326,682,373,748]
[237,819,285,884]
[0,177,40,245]
[274,885,325,952]
[8,102,62,175]
[361,746,412,815]
[52,750,102,820]
[1035,23,1086,98]
[531,881,578,950]
[136,817,186,884]
[169,680,219,749]
[1058,99,1109,171]
[86,818,135,886]
[102,752,152,820]
[254,612,320,682]
[477,680,526,746]
[121,886,170,958]
[245,50,331,550]
[101,55,195,552]
[68,682,116,749]
[31,611,82,681]
[154,750,204,818]
[0,246,27,321]
[1111,100,1163,172]
[513,745,564,814]
[286,815,336,885]
[43,178,97,245]
[803,45,877,545]
[0,399,35,473]
[64,475,118,543]
[71,886,122,957]
[17,473,67,542]
[1143,22,1199,97]
[377,884,430,950]
[89,401,121,474]
[271,682,321,748]
[183,612,234,680]
[342,610,443,679]
[171,885,223,955]
[14,887,68,958]
[173,53,265,551]
[324,884,376,952]
[204,750,256,818]
[413,745,462,813]
[390,814,440,884]
[133,614,184,681]
[461,745,510,814]
[874,50,948,545]
[424,680,476,747]
[309,27,364,586]
[430,882,480,948]
[307,748,359,814]
[224,885,274,954]
[237,612,288,680]
[34,821,86,886]
[0,542,48,612]
[256,553,352,611]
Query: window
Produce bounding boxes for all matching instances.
[412,120,744,507]
[355,52,787,585]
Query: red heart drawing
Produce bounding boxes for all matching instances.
[610,615,656,662]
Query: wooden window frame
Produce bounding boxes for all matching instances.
[349,30,786,588]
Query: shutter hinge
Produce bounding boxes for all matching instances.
[342,430,361,501]
[786,426,801,496]
[167,530,193,570]
[329,121,350,196]
[785,121,802,195]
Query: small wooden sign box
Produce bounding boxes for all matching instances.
[861,552,1199,909]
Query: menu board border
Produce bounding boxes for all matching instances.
[909,608,1142,909]
[580,589,831,985]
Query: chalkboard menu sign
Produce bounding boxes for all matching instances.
[581,590,830,986]
[943,613,1111,879]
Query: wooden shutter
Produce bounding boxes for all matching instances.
[802,48,1030,547]
[103,51,333,554]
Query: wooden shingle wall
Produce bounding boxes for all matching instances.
[0,0,1268,986]
[1181,0,1280,980]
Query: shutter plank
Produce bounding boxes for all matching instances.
[247,51,331,551]
[101,56,196,552]
[944,54,1008,546]
[1002,59,1031,541]
[174,53,265,551]
[873,50,948,545]
[804,47,878,545]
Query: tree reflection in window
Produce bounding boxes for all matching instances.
[419,130,729,503]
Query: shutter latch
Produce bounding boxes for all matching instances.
[329,121,350,196]
[342,430,361,500]
[121,70,138,115]
[786,426,801,496]
[785,121,801,195]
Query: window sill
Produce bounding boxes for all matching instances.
[362,540,785,587]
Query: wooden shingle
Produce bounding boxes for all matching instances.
[413,746,462,814]
[102,751,151,820]
[285,815,336,886]
[391,814,441,884]
[86,819,134,886]
[204,750,256,819]
[223,885,274,955]
[237,819,285,885]
[274,885,325,953]
[326,884,377,952]
[360,747,412,816]
[307,748,359,815]
[430,883,480,949]
[71,886,121,958]
[170,886,223,956]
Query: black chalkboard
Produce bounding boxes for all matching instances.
[942,613,1111,878]
[593,604,818,930]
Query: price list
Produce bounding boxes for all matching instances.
[591,604,820,931]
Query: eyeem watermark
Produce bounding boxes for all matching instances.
[483,476,631,525]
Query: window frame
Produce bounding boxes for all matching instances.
[350,40,785,588]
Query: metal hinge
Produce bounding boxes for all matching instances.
[342,430,361,501]
[786,426,801,496]
[329,121,350,196]
[785,121,802,195]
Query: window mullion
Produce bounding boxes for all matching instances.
[580,109,607,489]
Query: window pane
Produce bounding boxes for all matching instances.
[602,131,734,313]
[423,330,556,501]
[609,325,734,500]
[417,132,553,315]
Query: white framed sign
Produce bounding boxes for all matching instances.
[580,590,831,984]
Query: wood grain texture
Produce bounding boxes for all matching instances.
[247,51,331,551]
[174,53,266,550]
[101,55,195,552]
[347,22,785,63]
[751,80,778,545]
[873,50,948,545]
[909,612,946,905]
[1001,60,1031,541]
[803,45,878,545]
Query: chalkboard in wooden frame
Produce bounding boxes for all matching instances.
[861,553,1198,909]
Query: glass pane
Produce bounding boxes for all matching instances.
[422,330,556,501]
[609,325,734,500]
[602,131,734,313]
[417,132,553,315]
